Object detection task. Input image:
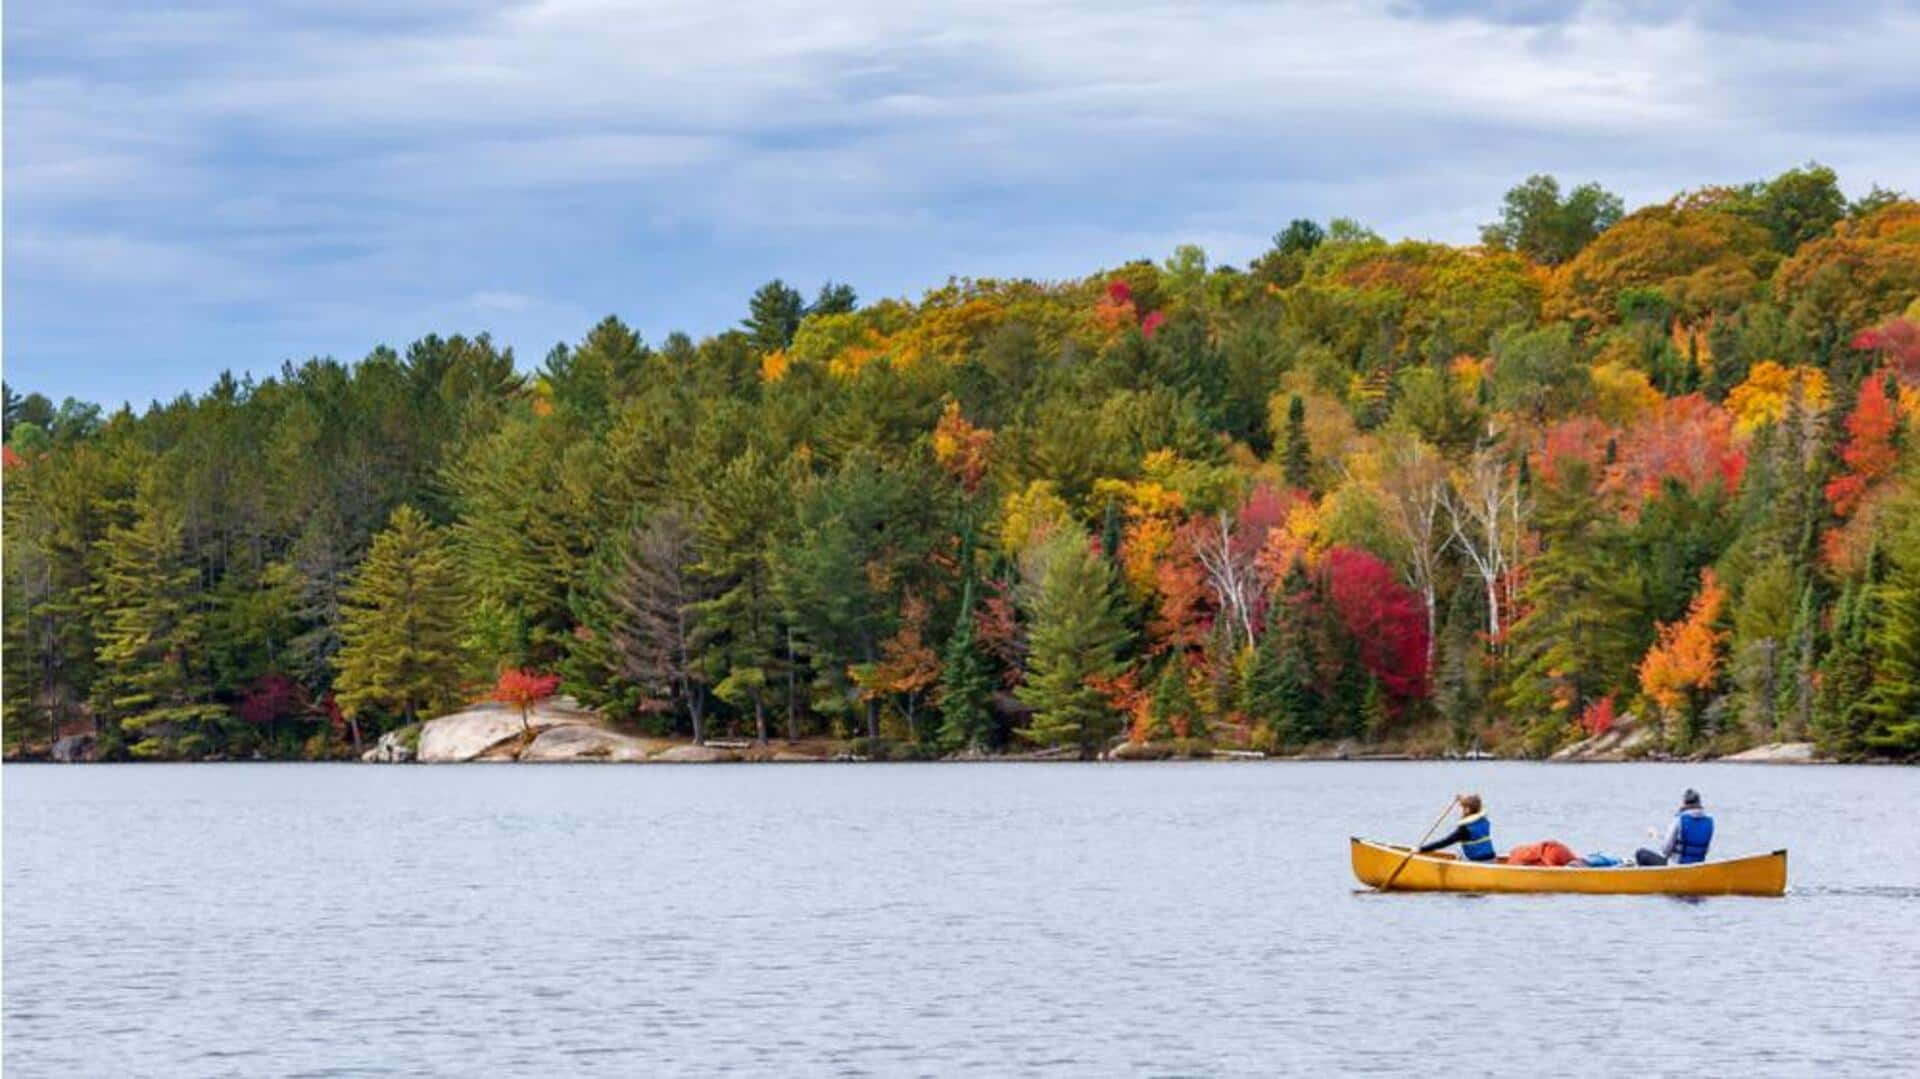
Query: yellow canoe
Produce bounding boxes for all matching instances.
[1350,837,1787,896]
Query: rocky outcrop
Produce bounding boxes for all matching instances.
[651,744,740,763]
[361,728,416,763]
[1550,720,1655,762]
[1107,740,1171,761]
[51,734,95,763]
[518,724,654,762]
[415,698,600,762]
[1719,741,1821,763]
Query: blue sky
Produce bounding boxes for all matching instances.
[6,0,1919,407]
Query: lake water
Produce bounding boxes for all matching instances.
[5,762,1918,1077]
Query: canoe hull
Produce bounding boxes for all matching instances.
[1350,837,1787,896]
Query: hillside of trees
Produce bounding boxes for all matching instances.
[6,165,1919,762]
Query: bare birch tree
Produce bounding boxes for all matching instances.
[1442,444,1529,644]
[1374,435,1451,669]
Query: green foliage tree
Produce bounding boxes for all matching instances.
[1481,174,1623,265]
[1504,461,1647,753]
[1015,527,1127,756]
[812,281,859,317]
[1282,395,1312,489]
[333,505,467,733]
[90,484,226,757]
[1489,324,1590,422]
[691,450,788,743]
[1860,480,1920,754]
[935,578,995,752]
[745,280,807,353]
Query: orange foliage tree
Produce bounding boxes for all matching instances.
[931,400,994,493]
[1774,201,1920,345]
[1548,204,1770,325]
[855,594,943,741]
[1637,569,1728,724]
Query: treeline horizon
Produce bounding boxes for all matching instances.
[5,164,1919,761]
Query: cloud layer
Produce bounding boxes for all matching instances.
[6,0,1918,404]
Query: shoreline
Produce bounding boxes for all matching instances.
[8,747,1890,766]
[11,701,1871,765]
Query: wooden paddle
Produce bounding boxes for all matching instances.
[1376,796,1460,892]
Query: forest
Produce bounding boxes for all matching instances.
[5,165,1919,762]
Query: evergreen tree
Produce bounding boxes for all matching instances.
[446,407,598,670]
[333,505,467,732]
[1149,659,1197,741]
[935,578,995,752]
[1505,461,1646,753]
[91,485,224,757]
[1015,527,1127,757]
[1815,572,1877,756]
[811,281,858,317]
[572,506,712,741]
[1729,555,1794,739]
[691,450,787,743]
[1245,584,1319,746]
[1360,675,1390,741]
[1862,483,1920,755]
[1433,578,1486,749]
[744,280,807,353]
[1282,395,1312,489]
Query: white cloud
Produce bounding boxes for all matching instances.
[6,0,1918,403]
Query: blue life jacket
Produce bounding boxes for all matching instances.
[1675,811,1714,864]
[1458,813,1496,861]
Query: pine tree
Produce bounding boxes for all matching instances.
[1729,555,1794,739]
[334,505,468,731]
[446,409,595,671]
[1505,461,1647,754]
[91,486,224,756]
[1815,571,1877,757]
[1862,484,1920,755]
[1148,660,1197,741]
[1015,527,1128,757]
[1785,581,1819,739]
[744,280,806,353]
[1243,587,1318,746]
[571,506,711,740]
[1360,675,1390,741]
[1434,577,1486,750]
[1282,395,1312,489]
[691,450,786,744]
[935,578,995,752]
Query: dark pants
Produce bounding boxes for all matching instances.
[1635,848,1668,866]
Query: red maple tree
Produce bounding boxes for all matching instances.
[1824,375,1900,518]
[1321,546,1430,700]
[494,669,563,734]
[1852,317,1920,383]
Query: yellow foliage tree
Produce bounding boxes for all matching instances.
[1590,360,1664,424]
[1724,360,1830,433]
[998,480,1072,555]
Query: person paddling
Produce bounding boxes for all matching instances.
[1419,793,1497,862]
[1636,788,1714,866]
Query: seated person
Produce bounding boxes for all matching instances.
[1635,788,1714,865]
[1420,793,1497,862]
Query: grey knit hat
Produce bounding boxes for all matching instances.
[1682,788,1702,808]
